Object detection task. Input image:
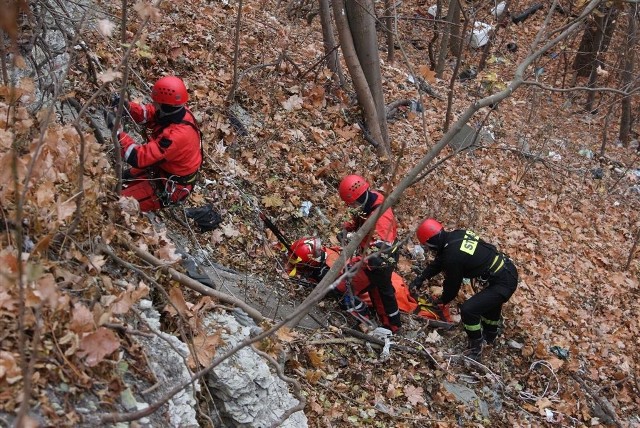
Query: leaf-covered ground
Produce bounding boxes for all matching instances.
[1,0,639,426]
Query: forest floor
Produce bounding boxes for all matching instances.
[2,0,640,427]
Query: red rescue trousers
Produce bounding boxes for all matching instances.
[122,176,192,212]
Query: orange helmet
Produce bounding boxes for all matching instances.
[151,76,189,106]
[339,175,369,205]
[289,237,323,266]
[416,218,444,246]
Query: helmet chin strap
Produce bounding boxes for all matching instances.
[350,190,369,209]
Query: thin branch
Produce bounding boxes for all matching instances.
[521,80,638,96]
[122,242,265,323]
[625,227,640,270]
[227,0,245,103]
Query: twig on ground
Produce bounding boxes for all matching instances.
[571,372,623,428]
[122,241,264,323]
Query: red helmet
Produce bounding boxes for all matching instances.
[151,76,189,106]
[289,237,323,266]
[416,218,444,245]
[339,175,369,205]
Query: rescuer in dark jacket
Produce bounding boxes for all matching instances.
[107,76,202,212]
[338,175,402,333]
[410,218,518,361]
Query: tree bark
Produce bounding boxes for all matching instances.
[574,4,618,86]
[435,0,459,78]
[345,0,390,149]
[318,0,345,86]
[384,0,395,63]
[619,3,638,147]
[332,0,390,162]
[584,6,618,112]
[448,0,462,56]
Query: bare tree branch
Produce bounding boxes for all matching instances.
[521,80,640,96]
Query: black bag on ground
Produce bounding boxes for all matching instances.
[185,204,223,232]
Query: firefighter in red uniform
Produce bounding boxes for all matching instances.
[108,76,202,212]
[286,236,451,323]
[410,218,518,361]
[286,237,371,319]
[337,175,402,333]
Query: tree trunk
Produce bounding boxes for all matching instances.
[345,0,390,148]
[619,3,638,147]
[318,0,345,86]
[384,0,395,63]
[573,5,618,78]
[331,0,390,162]
[576,7,618,112]
[448,0,462,56]
[435,0,459,78]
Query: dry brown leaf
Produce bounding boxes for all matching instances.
[307,348,325,368]
[535,397,553,415]
[282,94,303,111]
[309,397,323,414]
[404,385,425,405]
[98,69,122,83]
[418,64,436,83]
[111,282,149,315]
[262,194,284,208]
[97,19,116,37]
[0,290,17,311]
[86,254,106,274]
[56,198,76,224]
[335,125,358,141]
[77,327,120,367]
[157,242,181,263]
[188,329,222,368]
[547,356,564,371]
[33,273,60,309]
[167,287,190,317]
[275,327,296,343]
[0,351,21,384]
[386,382,400,399]
[69,303,95,333]
[220,223,240,238]
[133,1,161,21]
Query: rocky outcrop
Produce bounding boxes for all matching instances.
[204,312,307,428]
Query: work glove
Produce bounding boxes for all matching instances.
[122,168,135,181]
[110,93,130,111]
[104,110,122,136]
[337,229,353,243]
[428,294,442,306]
[408,277,423,296]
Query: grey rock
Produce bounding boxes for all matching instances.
[205,313,307,428]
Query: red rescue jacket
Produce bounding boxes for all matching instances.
[344,191,398,250]
[119,103,202,178]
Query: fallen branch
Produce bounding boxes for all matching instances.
[385,99,413,120]
[122,241,264,323]
[306,337,367,346]
[570,373,623,428]
[340,327,438,368]
[521,80,640,96]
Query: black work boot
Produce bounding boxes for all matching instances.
[465,338,484,362]
[483,329,499,345]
